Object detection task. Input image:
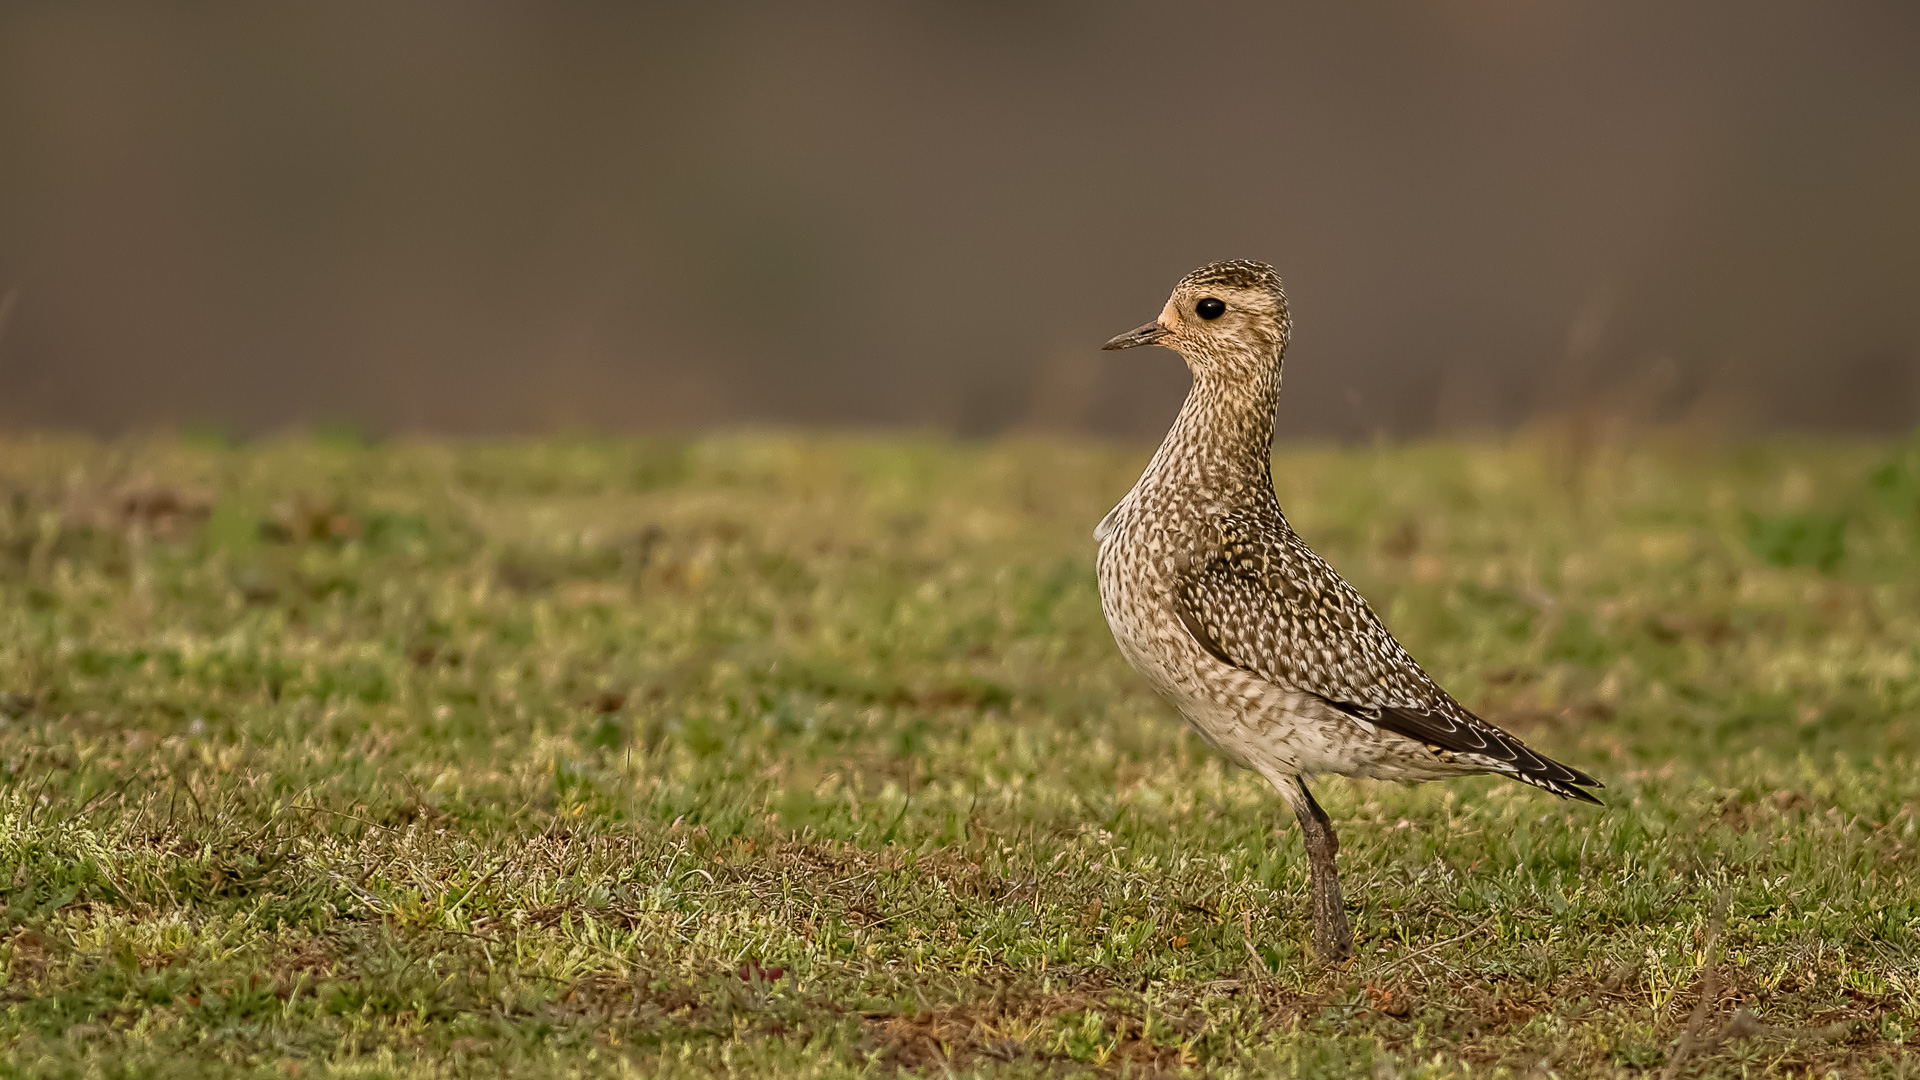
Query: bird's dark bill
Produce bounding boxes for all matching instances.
[1102,321,1169,350]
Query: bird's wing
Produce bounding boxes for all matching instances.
[1169,508,1602,802]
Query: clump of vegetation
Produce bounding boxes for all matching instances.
[1,431,1916,1077]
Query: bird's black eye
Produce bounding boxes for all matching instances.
[1195,297,1226,320]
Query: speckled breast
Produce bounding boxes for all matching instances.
[1094,500,1208,708]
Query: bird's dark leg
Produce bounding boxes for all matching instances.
[1281,775,1353,963]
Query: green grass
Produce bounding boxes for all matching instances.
[2,430,1918,1078]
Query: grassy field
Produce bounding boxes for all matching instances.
[2,430,1918,1078]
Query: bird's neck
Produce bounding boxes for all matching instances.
[1150,358,1281,494]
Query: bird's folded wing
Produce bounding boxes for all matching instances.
[1169,511,1602,800]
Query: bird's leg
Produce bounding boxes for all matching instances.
[1281,776,1353,963]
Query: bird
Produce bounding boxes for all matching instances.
[1094,259,1601,963]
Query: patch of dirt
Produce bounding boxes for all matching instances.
[1644,612,1737,645]
[63,485,212,539]
[549,971,708,1024]
[861,974,1292,1075]
[2,930,56,988]
[1717,789,1814,831]
[269,935,342,982]
[264,496,360,543]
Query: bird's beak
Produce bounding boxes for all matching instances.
[1102,320,1169,351]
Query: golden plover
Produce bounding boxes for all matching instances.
[1095,260,1600,962]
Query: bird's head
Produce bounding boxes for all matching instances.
[1102,260,1291,381]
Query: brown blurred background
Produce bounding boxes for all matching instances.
[1,2,1916,440]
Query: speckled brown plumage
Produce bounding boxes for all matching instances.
[1096,259,1601,962]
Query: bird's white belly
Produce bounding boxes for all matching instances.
[1098,535,1302,772]
[1098,528,1453,783]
